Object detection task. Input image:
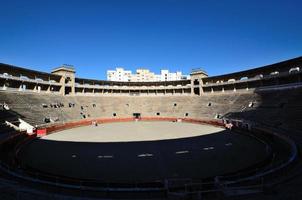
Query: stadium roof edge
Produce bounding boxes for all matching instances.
[0,62,62,78]
[204,56,302,80]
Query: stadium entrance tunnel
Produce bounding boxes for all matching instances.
[133,113,141,119]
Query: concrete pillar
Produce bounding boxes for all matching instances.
[46,85,50,93]
[190,79,194,95]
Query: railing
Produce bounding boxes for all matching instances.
[0,74,61,85]
[203,70,302,88]
[74,84,191,90]
[191,68,207,75]
[215,119,298,191]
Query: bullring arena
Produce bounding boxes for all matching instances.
[19,121,268,182]
[0,57,302,199]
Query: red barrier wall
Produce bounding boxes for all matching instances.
[42,117,224,135]
[36,129,47,137]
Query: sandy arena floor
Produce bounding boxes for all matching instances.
[20,121,269,182]
[42,121,224,142]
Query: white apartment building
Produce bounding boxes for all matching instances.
[131,69,158,82]
[159,70,183,81]
[107,67,189,82]
[107,68,132,82]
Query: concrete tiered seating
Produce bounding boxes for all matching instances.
[1,87,302,132]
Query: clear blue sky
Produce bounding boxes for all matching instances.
[0,0,301,80]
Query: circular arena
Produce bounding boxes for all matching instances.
[18,121,268,182]
[0,57,301,200]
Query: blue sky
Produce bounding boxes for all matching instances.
[0,0,301,80]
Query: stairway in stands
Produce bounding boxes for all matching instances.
[0,110,20,142]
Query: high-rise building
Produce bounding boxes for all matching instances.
[131,69,157,82]
[107,68,132,82]
[107,67,189,82]
[158,70,186,81]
